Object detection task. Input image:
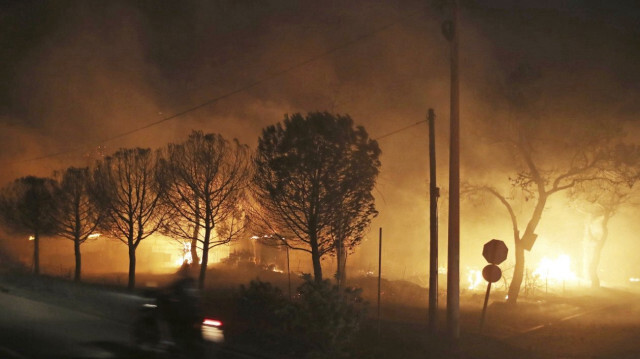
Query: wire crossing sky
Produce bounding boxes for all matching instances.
[9,7,425,165]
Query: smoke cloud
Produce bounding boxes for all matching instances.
[1,0,639,285]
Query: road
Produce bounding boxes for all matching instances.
[0,286,242,359]
[506,291,640,358]
[0,289,132,359]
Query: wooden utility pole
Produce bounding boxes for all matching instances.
[286,246,292,300]
[445,0,461,341]
[428,108,440,334]
[377,227,382,337]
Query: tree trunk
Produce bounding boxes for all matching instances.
[74,195,81,282]
[128,245,136,290]
[336,240,347,288]
[509,195,546,304]
[520,195,547,251]
[191,236,200,266]
[310,233,323,282]
[191,197,200,265]
[33,231,40,275]
[74,238,81,282]
[199,225,211,290]
[590,213,610,289]
[507,240,525,305]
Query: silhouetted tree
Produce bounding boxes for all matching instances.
[52,167,102,282]
[253,112,380,282]
[469,64,624,304]
[329,153,379,287]
[158,131,251,289]
[569,144,640,288]
[93,148,166,289]
[0,176,57,274]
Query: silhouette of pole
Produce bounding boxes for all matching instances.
[445,0,461,341]
[428,108,440,334]
[479,281,491,332]
[377,227,382,337]
[287,246,292,300]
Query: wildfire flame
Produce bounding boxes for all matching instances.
[174,241,194,267]
[466,268,483,290]
[533,254,577,282]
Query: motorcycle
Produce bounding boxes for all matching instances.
[132,289,224,358]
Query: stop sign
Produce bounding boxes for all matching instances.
[483,239,508,265]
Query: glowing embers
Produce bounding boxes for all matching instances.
[533,254,577,283]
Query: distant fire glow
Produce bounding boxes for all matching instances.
[88,233,101,239]
[174,242,194,267]
[533,254,577,283]
[467,268,483,290]
[28,236,34,241]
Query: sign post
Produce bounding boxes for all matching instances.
[479,239,508,332]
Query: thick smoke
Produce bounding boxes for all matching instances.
[1,0,639,285]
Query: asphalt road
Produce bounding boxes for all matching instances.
[506,292,640,358]
[0,290,133,359]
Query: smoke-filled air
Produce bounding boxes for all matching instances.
[1,1,640,358]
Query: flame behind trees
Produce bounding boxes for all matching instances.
[92,148,167,290]
[158,131,251,289]
[252,112,381,283]
[51,167,102,282]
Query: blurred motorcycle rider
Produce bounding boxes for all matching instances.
[159,261,203,350]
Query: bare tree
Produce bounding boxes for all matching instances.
[52,167,102,282]
[468,65,624,304]
[0,176,57,275]
[253,112,380,283]
[158,131,251,289]
[93,148,166,290]
[569,144,640,288]
[466,126,622,304]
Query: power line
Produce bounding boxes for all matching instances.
[12,7,425,165]
[374,119,427,141]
